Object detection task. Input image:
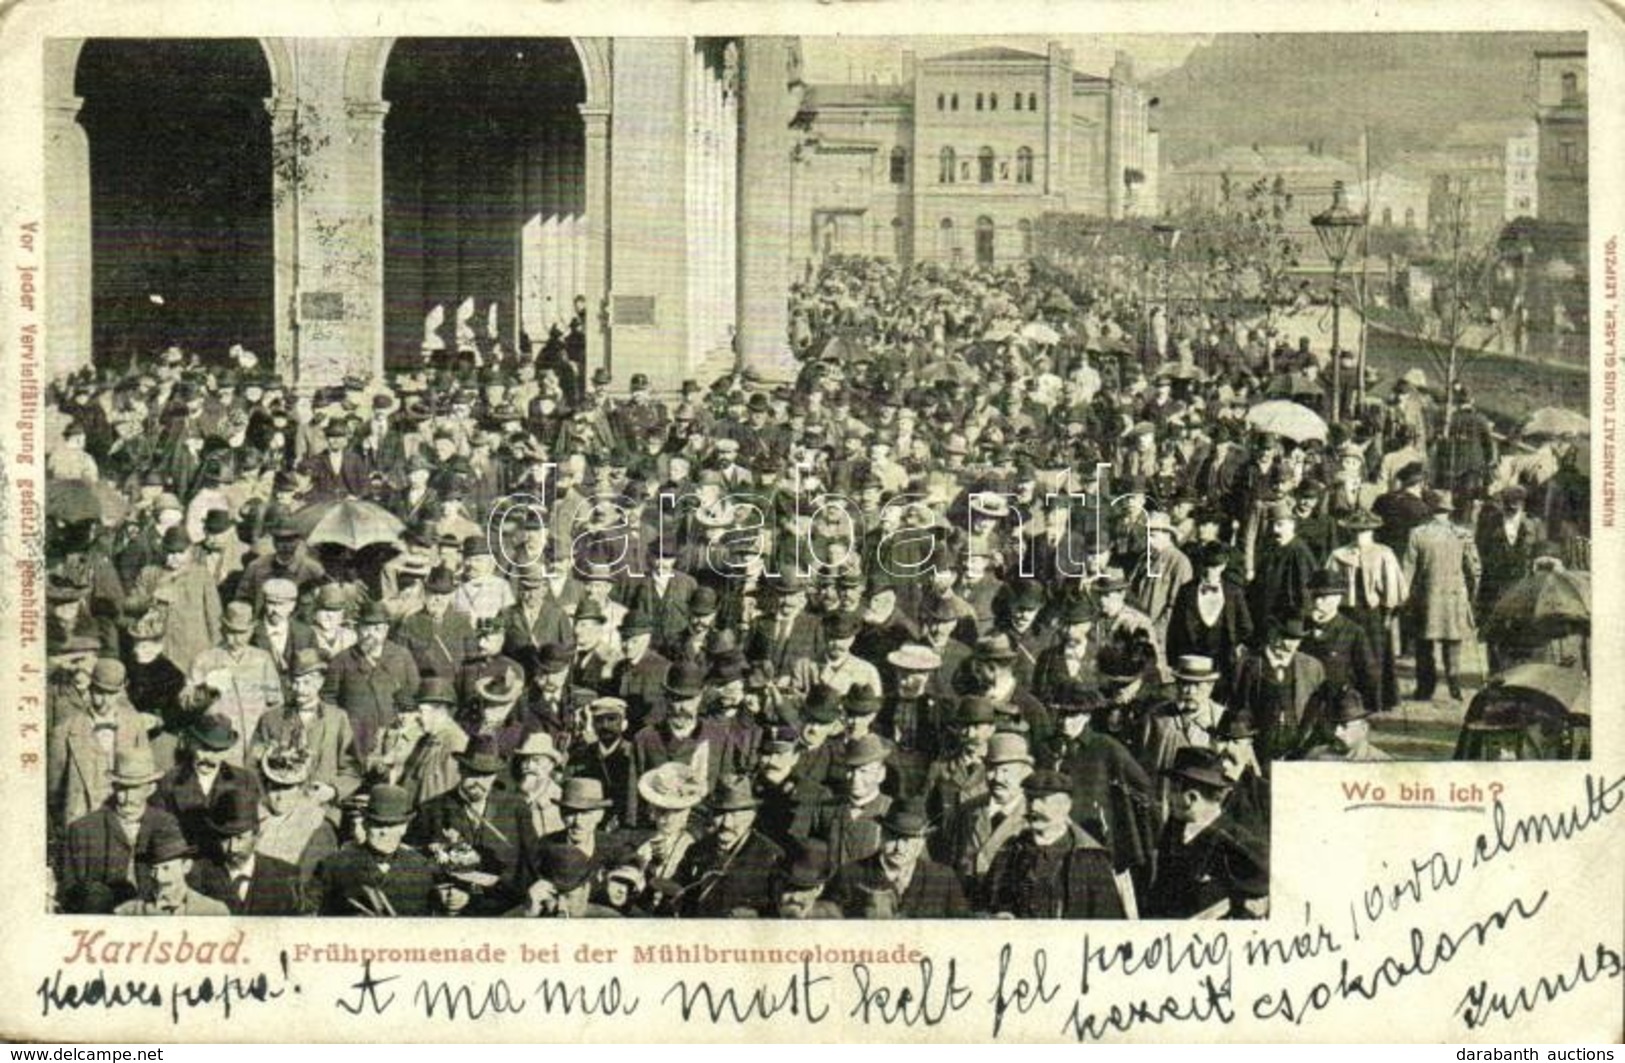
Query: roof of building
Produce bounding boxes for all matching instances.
[928,45,1047,64]
[799,83,911,109]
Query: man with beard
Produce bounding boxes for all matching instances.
[57,747,183,913]
[193,786,304,915]
[409,736,531,914]
[675,775,784,917]
[983,769,1128,919]
[825,734,895,867]
[917,595,974,700]
[634,761,705,913]
[250,649,363,804]
[314,783,441,916]
[770,839,843,919]
[851,582,919,672]
[1230,618,1326,765]
[516,844,617,919]
[122,611,187,737]
[237,517,326,608]
[568,697,635,827]
[1211,707,1270,846]
[609,614,671,728]
[793,610,883,696]
[833,797,968,918]
[398,566,474,683]
[878,643,946,797]
[325,601,421,761]
[508,731,566,843]
[664,586,722,667]
[544,778,614,863]
[153,713,261,851]
[938,733,1033,908]
[753,724,832,851]
[1144,747,1268,919]
[1030,596,1103,703]
[251,578,314,701]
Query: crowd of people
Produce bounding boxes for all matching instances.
[42,254,1589,920]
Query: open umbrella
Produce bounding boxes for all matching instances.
[1455,663,1589,761]
[1523,407,1589,438]
[292,498,405,551]
[1021,321,1061,346]
[1244,400,1328,443]
[1483,566,1590,642]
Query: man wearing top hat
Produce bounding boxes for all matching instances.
[250,647,363,803]
[983,769,1128,919]
[189,601,284,766]
[938,733,1033,908]
[832,797,968,919]
[154,712,262,851]
[675,775,785,918]
[324,600,420,760]
[1144,747,1268,919]
[57,747,183,913]
[408,735,531,913]
[1403,489,1481,702]
[191,786,305,915]
[114,824,232,917]
[398,565,475,682]
[314,783,441,916]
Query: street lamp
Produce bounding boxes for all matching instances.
[1311,180,1366,424]
[1152,223,1181,357]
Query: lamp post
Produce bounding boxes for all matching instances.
[1311,181,1365,424]
[1152,223,1181,357]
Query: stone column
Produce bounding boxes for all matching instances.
[580,105,611,380]
[344,98,390,376]
[43,92,92,377]
[265,95,301,381]
[736,37,801,381]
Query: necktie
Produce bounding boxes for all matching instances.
[233,875,250,903]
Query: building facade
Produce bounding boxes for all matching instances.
[1534,47,1587,230]
[790,43,1154,268]
[44,36,805,389]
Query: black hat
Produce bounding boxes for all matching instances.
[1307,570,1345,597]
[535,843,596,892]
[879,797,931,838]
[186,713,238,752]
[781,839,834,890]
[663,660,707,699]
[1162,746,1232,790]
[1269,617,1309,642]
[1327,686,1373,725]
[1213,706,1260,741]
[1396,461,1427,487]
[1097,641,1149,682]
[1022,769,1073,797]
[452,735,505,776]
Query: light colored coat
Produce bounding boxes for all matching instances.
[1403,519,1482,640]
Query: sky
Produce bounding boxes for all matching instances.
[799,35,1211,85]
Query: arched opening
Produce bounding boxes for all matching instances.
[890,147,908,185]
[937,217,955,260]
[978,146,995,184]
[891,216,907,261]
[1016,146,1034,184]
[75,40,274,368]
[382,38,587,368]
[939,146,956,184]
[1018,218,1033,257]
[976,216,995,266]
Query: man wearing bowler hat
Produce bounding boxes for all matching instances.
[675,775,785,917]
[1404,488,1481,703]
[825,734,896,867]
[608,612,671,727]
[1301,570,1381,715]
[983,769,1128,919]
[397,564,474,682]
[325,599,421,760]
[753,724,832,851]
[1230,618,1325,764]
[115,824,231,917]
[189,600,284,765]
[193,785,305,915]
[251,647,363,803]
[938,732,1033,907]
[542,777,614,864]
[154,712,262,851]
[771,839,843,920]
[48,655,154,830]
[409,735,531,913]
[314,783,441,916]
[1144,747,1268,919]
[57,747,183,914]
[391,676,469,808]
[1308,688,1393,763]
[833,797,967,918]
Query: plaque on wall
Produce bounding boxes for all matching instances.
[612,294,656,327]
[300,291,347,321]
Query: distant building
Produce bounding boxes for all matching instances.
[791,43,1155,267]
[1534,47,1587,228]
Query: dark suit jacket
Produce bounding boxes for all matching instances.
[407,786,533,912]
[675,829,785,917]
[58,806,181,913]
[314,842,439,916]
[611,649,672,728]
[324,642,421,758]
[193,853,306,915]
[299,448,371,503]
[1143,811,1268,919]
[832,854,970,918]
[152,762,262,850]
[983,826,1127,919]
[1165,581,1254,693]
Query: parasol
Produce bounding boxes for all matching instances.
[292,498,406,551]
[1523,407,1589,438]
[1483,567,1590,642]
[1021,321,1061,346]
[1244,400,1328,443]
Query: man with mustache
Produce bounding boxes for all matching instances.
[832,797,967,918]
[675,775,784,917]
[983,769,1128,919]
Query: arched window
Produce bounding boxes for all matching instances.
[1028,92,1038,110]
[1018,218,1033,257]
[989,92,998,111]
[937,217,955,259]
[1014,93,1023,111]
[1404,207,1416,229]
[975,216,996,265]
[939,146,956,184]
[978,146,995,184]
[936,93,945,111]
[890,147,907,185]
[1016,146,1034,184]
[1381,206,1393,227]
[975,92,984,111]
[1561,70,1579,104]
[950,93,959,111]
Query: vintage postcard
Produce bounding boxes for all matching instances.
[0,0,1620,1044]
